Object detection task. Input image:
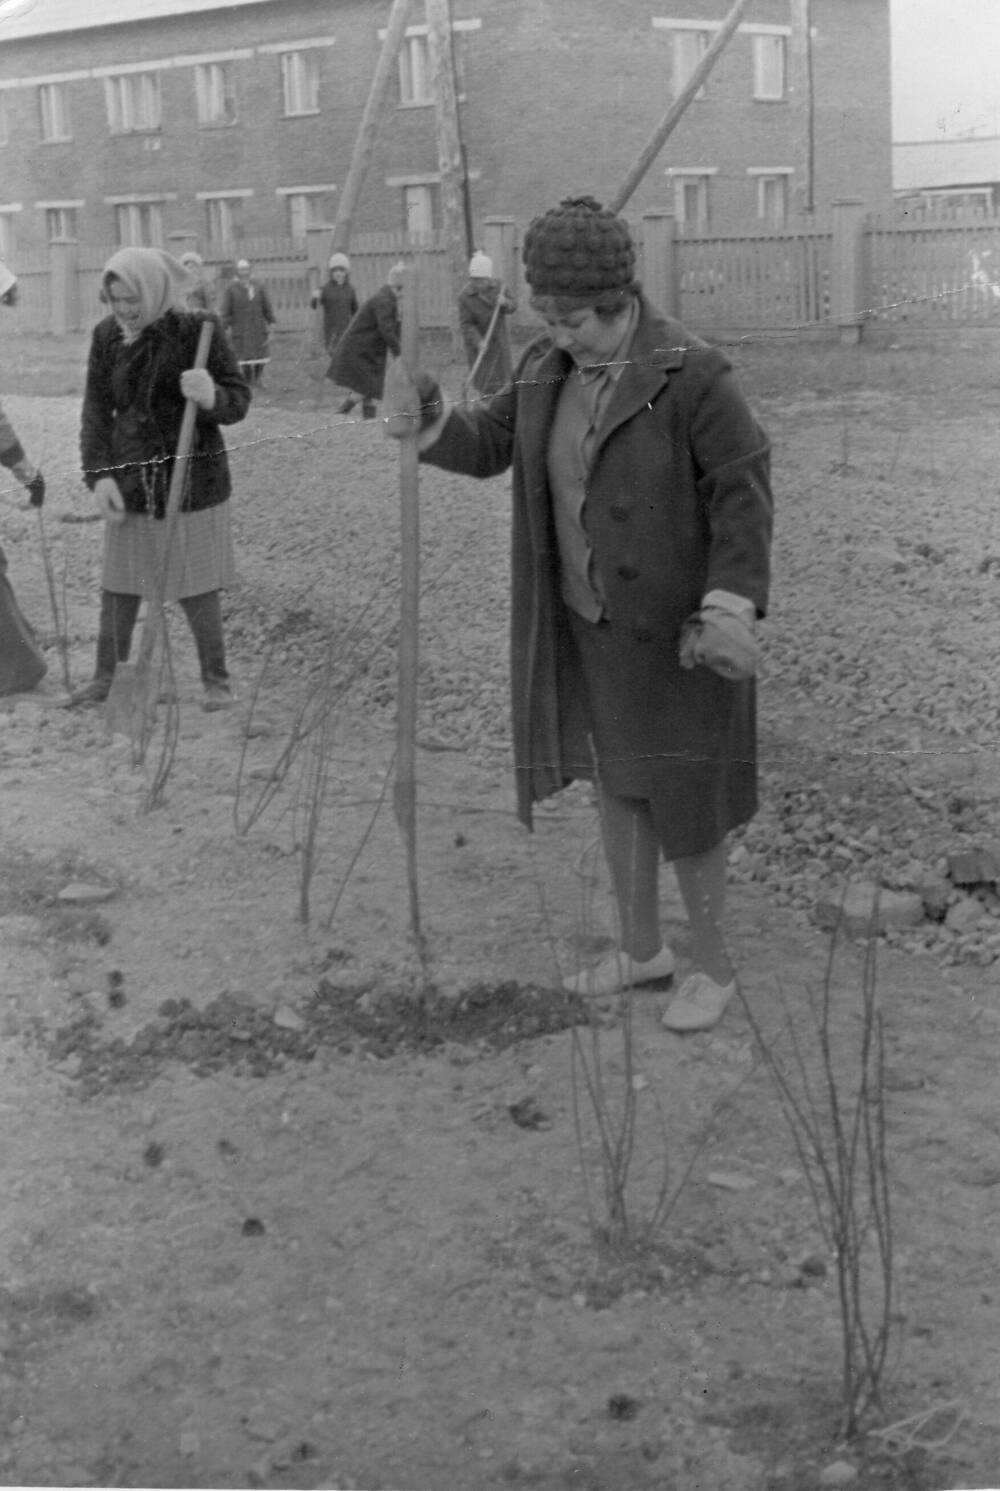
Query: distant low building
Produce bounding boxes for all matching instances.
[894,137,1000,216]
[0,0,893,258]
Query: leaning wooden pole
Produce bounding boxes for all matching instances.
[391,266,426,967]
[426,0,468,358]
[331,0,413,253]
[608,0,754,213]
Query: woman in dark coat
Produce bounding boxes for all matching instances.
[70,247,250,710]
[328,262,404,419]
[458,251,515,396]
[312,252,359,357]
[220,258,275,384]
[388,197,773,1032]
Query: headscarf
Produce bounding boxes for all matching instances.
[101,247,187,333]
[179,251,204,271]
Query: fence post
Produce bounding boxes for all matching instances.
[305,223,335,351]
[482,215,521,322]
[830,197,868,344]
[49,238,79,335]
[641,212,681,320]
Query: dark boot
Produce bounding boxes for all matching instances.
[66,590,139,706]
[361,400,377,420]
[180,590,233,710]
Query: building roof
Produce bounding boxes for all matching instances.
[894,136,1000,192]
[0,0,274,40]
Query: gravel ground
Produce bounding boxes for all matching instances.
[4,331,1000,968]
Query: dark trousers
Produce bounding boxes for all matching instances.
[95,589,229,688]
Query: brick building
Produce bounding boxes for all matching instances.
[0,0,892,259]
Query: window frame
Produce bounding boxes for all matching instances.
[668,169,715,227]
[202,194,248,247]
[113,200,164,248]
[672,28,711,99]
[195,60,237,127]
[0,91,9,148]
[104,71,162,134]
[399,33,432,106]
[44,204,78,240]
[280,50,320,117]
[751,32,786,101]
[403,182,438,236]
[38,81,71,142]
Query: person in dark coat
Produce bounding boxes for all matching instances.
[458,251,515,397]
[387,196,773,1031]
[311,252,359,360]
[220,258,275,384]
[327,261,405,419]
[0,260,48,696]
[69,247,250,710]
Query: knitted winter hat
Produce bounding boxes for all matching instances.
[522,195,636,298]
[468,251,493,278]
[387,261,408,286]
[328,252,350,272]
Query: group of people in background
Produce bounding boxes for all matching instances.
[179,252,276,385]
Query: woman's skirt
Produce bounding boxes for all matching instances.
[564,609,758,861]
[102,503,236,602]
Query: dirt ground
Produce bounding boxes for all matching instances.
[1,325,1000,1491]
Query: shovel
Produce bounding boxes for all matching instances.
[105,317,214,746]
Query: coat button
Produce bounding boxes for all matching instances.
[609,503,630,522]
[617,564,639,581]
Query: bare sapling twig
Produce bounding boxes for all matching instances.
[293,644,339,923]
[738,897,894,1439]
[142,620,180,811]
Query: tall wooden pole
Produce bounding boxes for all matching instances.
[426,0,467,356]
[331,0,413,253]
[609,0,753,214]
[392,268,425,966]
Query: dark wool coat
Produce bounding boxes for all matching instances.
[420,297,773,832]
[220,279,275,362]
[458,280,514,394]
[80,310,251,518]
[315,277,359,351]
[328,285,401,400]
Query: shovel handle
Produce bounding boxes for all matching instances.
[135,317,215,671]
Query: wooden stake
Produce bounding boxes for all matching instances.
[331,0,413,254]
[608,0,754,214]
[392,266,425,966]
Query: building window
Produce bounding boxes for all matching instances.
[0,212,16,259]
[671,173,712,226]
[39,82,71,141]
[752,33,786,100]
[754,172,790,225]
[673,29,710,98]
[105,73,161,133]
[204,196,246,246]
[0,93,8,147]
[45,205,77,240]
[403,183,439,236]
[399,34,431,105]
[283,190,335,241]
[281,51,319,116]
[195,62,236,126]
[114,201,163,247]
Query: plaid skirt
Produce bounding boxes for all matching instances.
[101,503,236,601]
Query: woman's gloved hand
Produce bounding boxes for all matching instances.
[180,368,217,410]
[679,606,760,681]
[93,476,127,525]
[383,360,443,439]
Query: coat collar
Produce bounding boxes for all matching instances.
[520,296,695,464]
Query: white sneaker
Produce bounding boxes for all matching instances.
[660,971,737,1032]
[563,945,675,998]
